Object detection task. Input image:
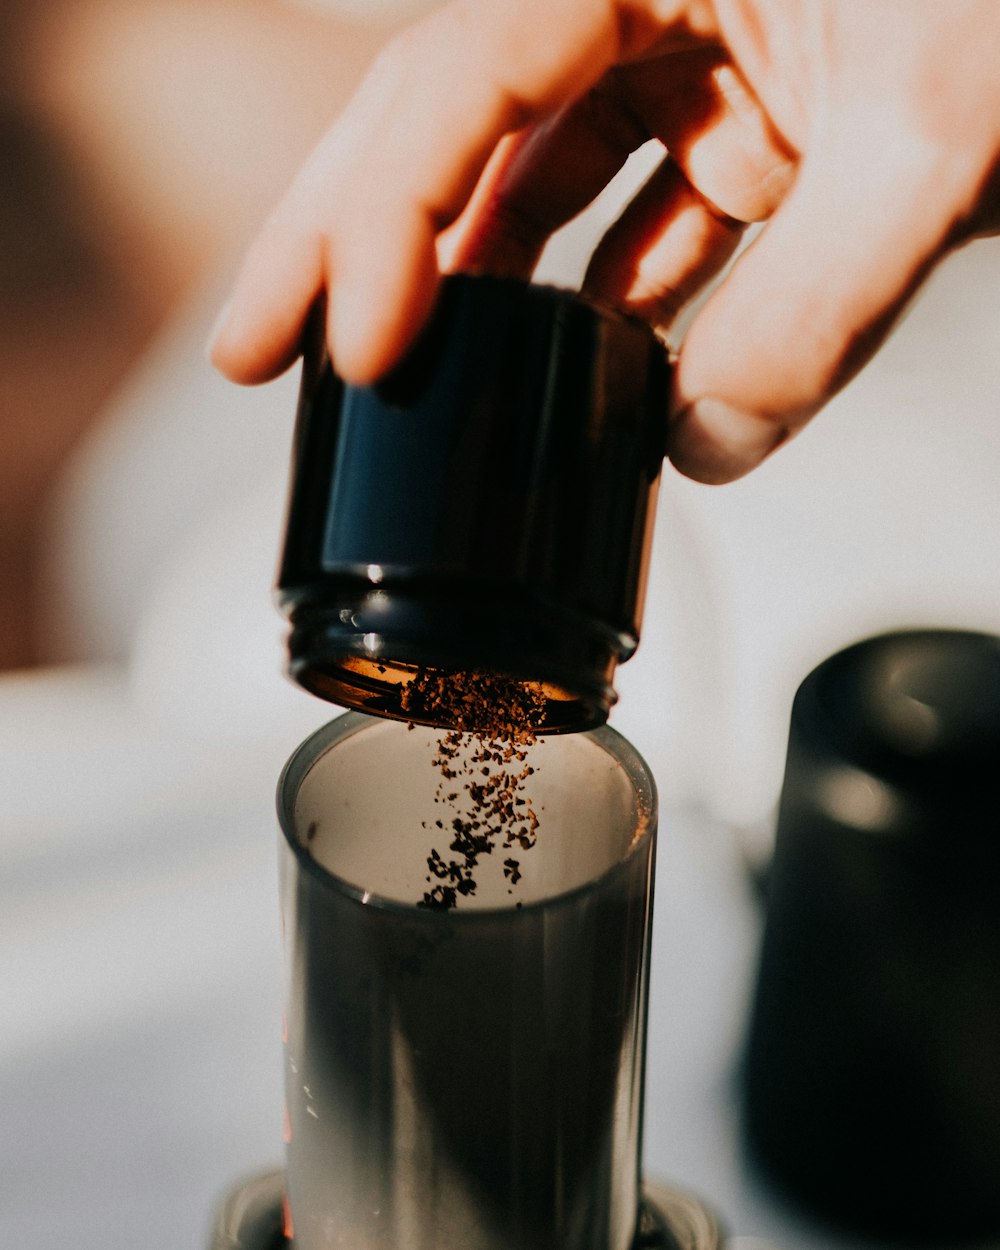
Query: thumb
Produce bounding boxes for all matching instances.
[668,136,962,483]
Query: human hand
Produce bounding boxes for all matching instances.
[210,0,1000,483]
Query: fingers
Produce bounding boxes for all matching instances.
[668,140,959,483]
[210,217,325,385]
[581,155,745,335]
[445,84,648,278]
[615,47,798,223]
[448,46,791,297]
[211,0,678,386]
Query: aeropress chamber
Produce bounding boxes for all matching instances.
[210,276,720,1249]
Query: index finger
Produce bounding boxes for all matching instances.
[210,0,709,385]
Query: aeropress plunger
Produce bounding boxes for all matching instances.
[210,275,720,1249]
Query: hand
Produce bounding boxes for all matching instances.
[210,0,1000,483]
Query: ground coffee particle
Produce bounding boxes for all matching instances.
[401,669,545,910]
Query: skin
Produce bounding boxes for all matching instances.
[210,0,1000,484]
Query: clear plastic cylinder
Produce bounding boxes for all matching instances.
[277,712,658,1250]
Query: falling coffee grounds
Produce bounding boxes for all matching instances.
[400,669,546,910]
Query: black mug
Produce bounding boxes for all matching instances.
[743,629,1000,1243]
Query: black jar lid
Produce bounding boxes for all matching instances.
[276,274,670,733]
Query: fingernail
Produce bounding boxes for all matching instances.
[669,398,788,484]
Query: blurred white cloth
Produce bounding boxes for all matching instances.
[39,274,300,667]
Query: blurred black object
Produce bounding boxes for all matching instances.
[743,629,1000,1243]
[277,273,669,733]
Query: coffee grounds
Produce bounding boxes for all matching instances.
[400,669,545,911]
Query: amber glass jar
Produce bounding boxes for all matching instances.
[276,274,670,732]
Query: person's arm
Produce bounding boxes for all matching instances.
[211,0,1000,484]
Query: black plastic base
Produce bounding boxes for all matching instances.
[209,1171,721,1250]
